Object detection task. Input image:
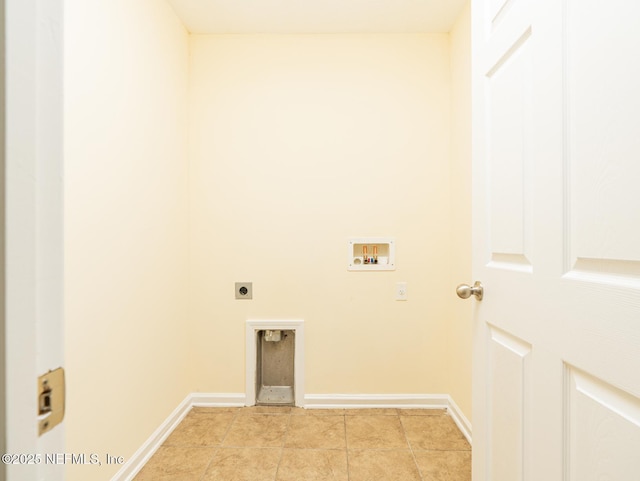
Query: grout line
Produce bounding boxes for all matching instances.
[273,410,293,481]
[197,408,240,481]
[400,414,426,481]
[218,408,241,447]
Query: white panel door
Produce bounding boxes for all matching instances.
[471,0,640,480]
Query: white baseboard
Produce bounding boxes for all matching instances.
[446,395,472,444]
[303,393,450,409]
[190,392,246,407]
[112,392,472,480]
[111,394,192,481]
[111,393,245,481]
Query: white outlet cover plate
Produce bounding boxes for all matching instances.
[396,282,408,301]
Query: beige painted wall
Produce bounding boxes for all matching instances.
[63,6,472,477]
[448,2,473,421]
[188,34,454,395]
[64,1,191,479]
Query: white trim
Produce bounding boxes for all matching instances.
[111,395,193,481]
[245,320,305,407]
[6,1,66,479]
[446,395,473,445]
[112,391,471,480]
[304,393,450,409]
[191,392,246,407]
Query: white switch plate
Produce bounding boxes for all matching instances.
[396,282,408,301]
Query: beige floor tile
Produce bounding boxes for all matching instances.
[344,408,399,416]
[223,414,289,447]
[202,447,280,481]
[133,446,215,481]
[163,412,235,447]
[239,405,292,414]
[137,406,472,480]
[401,415,471,451]
[348,449,422,481]
[285,415,346,449]
[291,407,346,416]
[346,415,408,449]
[413,450,472,481]
[276,449,348,481]
[191,406,241,414]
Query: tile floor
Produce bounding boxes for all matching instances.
[133,406,471,481]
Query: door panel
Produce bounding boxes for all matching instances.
[472,0,640,480]
[488,0,519,34]
[485,29,533,269]
[566,0,640,270]
[488,326,531,481]
[566,367,640,481]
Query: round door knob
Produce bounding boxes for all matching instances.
[456,281,483,301]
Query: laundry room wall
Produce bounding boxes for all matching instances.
[64,1,191,479]
[62,5,473,478]
[188,33,455,398]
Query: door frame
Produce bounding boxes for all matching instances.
[4,1,65,479]
[1,0,6,478]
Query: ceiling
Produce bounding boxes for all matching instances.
[166,0,469,34]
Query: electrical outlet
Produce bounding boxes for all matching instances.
[396,282,408,301]
[235,282,252,300]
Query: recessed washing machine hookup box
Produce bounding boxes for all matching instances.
[347,237,395,271]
